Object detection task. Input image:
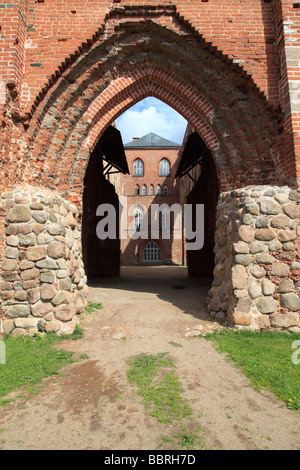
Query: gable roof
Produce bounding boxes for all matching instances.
[124,132,180,148]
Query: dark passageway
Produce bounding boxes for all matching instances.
[185,145,219,278]
[82,145,121,279]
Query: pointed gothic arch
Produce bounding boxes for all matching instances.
[17,15,282,206]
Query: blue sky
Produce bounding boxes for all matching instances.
[116,97,187,145]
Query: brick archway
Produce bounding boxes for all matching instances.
[84,68,219,152]
[17,17,282,205]
[0,5,299,337]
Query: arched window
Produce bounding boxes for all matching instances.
[159,158,170,176]
[134,207,143,231]
[135,184,140,195]
[157,184,161,195]
[142,184,147,195]
[144,241,161,261]
[133,159,144,176]
[161,207,170,229]
[149,184,154,196]
[163,184,168,195]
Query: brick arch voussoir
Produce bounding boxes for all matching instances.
[24,4,277,124]
[79,76,252,188]
[24,19,280,195]
[53,58,277,198]
[34,63,276,196]
[84,84,229,173]
[88,82,218,151]
[61,87,237,199]
[26,14,277,156]
[69,58,272,176]
[25,59,272,199]
[86,69,216,138]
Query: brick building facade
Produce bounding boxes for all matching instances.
[113,132,183,265]
[0,0,299,335]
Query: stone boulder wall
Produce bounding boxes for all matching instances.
[0,187,88,337]
[208,186,300,331]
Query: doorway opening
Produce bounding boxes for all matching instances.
[82,133,122,279]
[82,98,218,285]
[184,139,219,278]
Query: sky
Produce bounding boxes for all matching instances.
[115,97,187,145]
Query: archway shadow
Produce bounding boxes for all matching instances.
[88,265,213,323]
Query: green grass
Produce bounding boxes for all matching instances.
[84,301,103,315]
[127,352,192,423]
[163,436,175,443]
[206,329,300,410]
[67,324,84,341]
[168,341,183,348]
[0,333,75,402]
[177,431,198,450]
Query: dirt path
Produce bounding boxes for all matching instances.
[0,266,299,450]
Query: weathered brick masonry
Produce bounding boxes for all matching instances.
[0,0,299,334]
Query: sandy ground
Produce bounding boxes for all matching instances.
[0,266,299,451]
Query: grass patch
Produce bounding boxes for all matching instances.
[163,436,175,443]
[177,431,198,450]
[0,333,75,402]
[168,341,183,348]
[206,329,300,410]
[84,301,103,315]
[127,352,192,424]
[68,324,84,341]
[80,353,89,360]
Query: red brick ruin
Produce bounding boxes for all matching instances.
[0,0,299,335]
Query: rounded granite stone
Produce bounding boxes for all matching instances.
[256,296,278,314]
[280,293,300,312]
[7,205,31,223]
[47,242,65,259]
[234,254,252,266]
[277,279,294,293]
[258,199,281,215]
[254,228,275,241]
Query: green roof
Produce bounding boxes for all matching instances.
[124,132,180,148]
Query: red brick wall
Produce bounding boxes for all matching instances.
[0,0,28,103]
[4,0,280,116]
[123,147,181,197]
[0,0,299,204]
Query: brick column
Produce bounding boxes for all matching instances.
[274,0,300,187]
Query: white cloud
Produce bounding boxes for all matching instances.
[116,97,187,145]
